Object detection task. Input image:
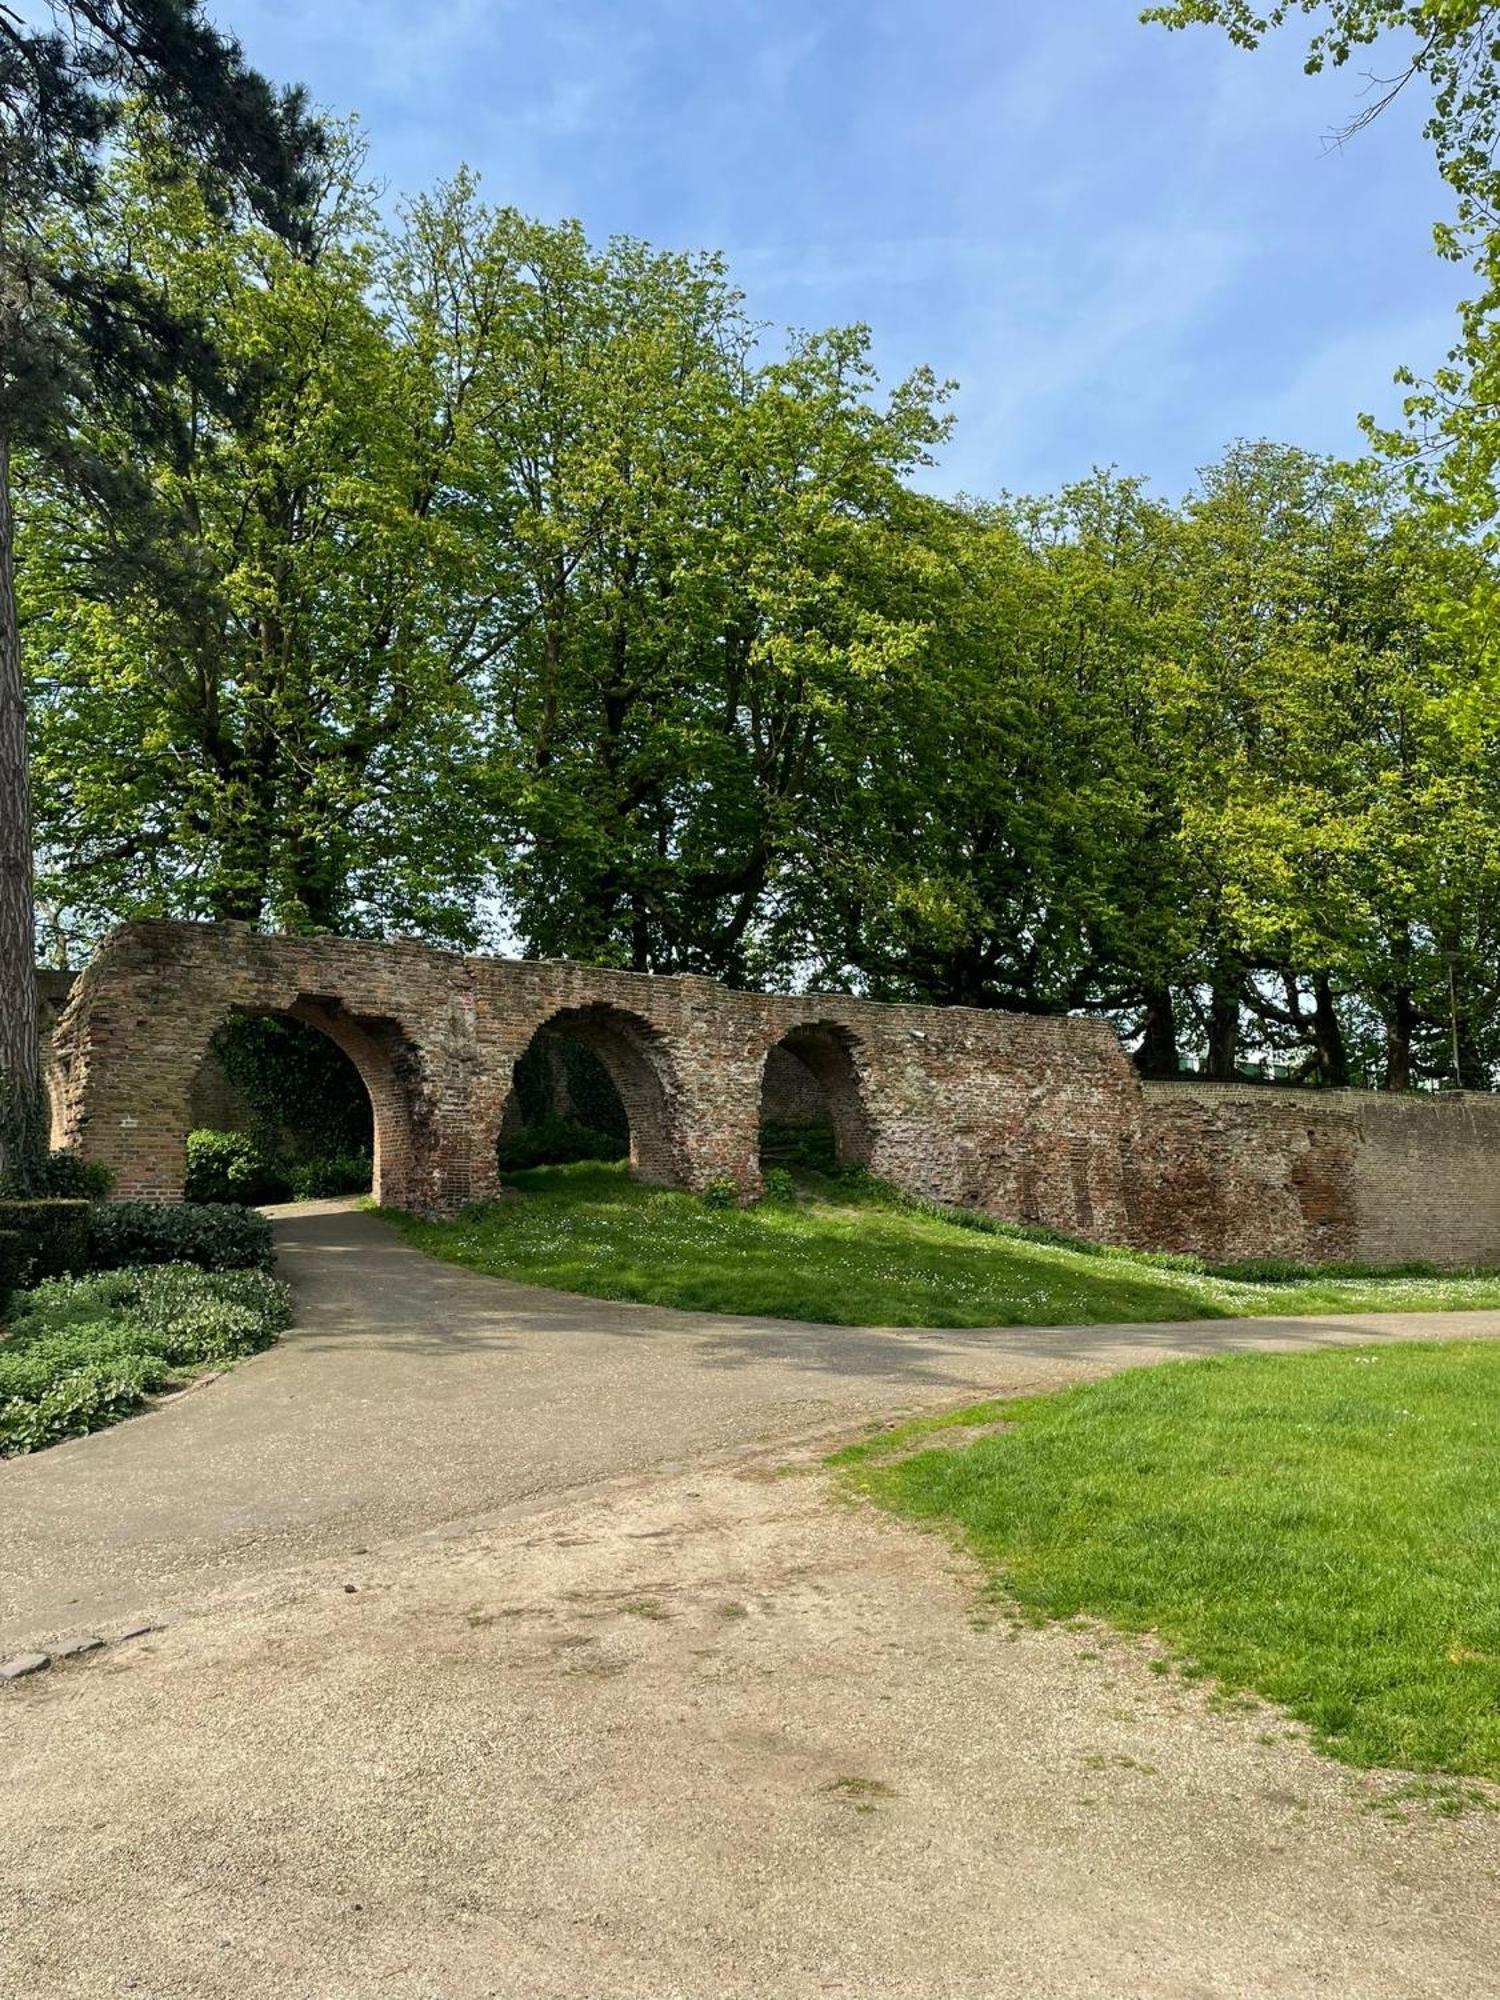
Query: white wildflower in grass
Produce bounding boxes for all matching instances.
[386,1161,1500,1331]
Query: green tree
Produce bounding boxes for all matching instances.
[1166,440,1500,1086]
[0,0,319,1182]
[23,166,951,974]
[782,476,1199,1060]
[21,133,502,941]
[395,184,952,976]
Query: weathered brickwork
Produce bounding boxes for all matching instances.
[46,920,1500,1267]
[1129,1084,1363,1264]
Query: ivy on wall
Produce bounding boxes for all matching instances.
[211,1016,374,1161]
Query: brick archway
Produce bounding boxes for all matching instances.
[502,1003,687,1186]
[199,998,422,1208]
[52,926,452,1211]
[51,915,1498,1272]
[759,1021,874,1170]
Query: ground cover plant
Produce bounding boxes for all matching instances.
[833,1341,1500,1782]
[387,1162,1500,1328]
[0,1263,292,1455]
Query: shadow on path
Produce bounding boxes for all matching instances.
[4,1198,1499,1649]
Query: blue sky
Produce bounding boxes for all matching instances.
[229,0,1460,501]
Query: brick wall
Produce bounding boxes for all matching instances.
[1130,1083,1360,1263]
[45,922,1500,1267]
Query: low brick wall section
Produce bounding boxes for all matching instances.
[1133,1081,1500,1267]
[45,922,1500,1267]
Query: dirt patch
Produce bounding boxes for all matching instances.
[2,1460,1497,1999]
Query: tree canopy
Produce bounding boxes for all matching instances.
[0,0,323,1184]
[14,119,1500,1090]
[6,21,1498,1109]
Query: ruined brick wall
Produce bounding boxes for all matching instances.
[46,921,1500,1266]
[1130,1081,1500,1267]
[39,967,249,1146]
[50,921,1144,1229]
[1130,1083,1361,1264]
[1344,1092,1500,1267]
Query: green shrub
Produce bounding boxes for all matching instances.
[0,1322,172,1401]
[0,1263,292,1456]
[700,1178,738,1210]
[10,1264,292,1362]
[287,1152,372,1199]
[89,1201,275,1272]
[498,1118,627,1172]
[759,1167,796,1205]
[0,1150,114,1199]
[0,1198,92,1279]
[0,1228,30,1310]
[185,1128,290,1205]
[758,1121,839,1174]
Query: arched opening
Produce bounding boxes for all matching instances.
[500,1005,681,1186]
[759,1022,873,1174]
[185,996,407,1203]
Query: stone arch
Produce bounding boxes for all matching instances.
[191,995,420,1208]
[759,1021,873,1170]
[503,1003,686,1187]
[52,928,445,1210]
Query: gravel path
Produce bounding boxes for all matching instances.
[6,1197,1500,1652]
[5,1453,1500,1999]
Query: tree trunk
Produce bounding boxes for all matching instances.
[1381,927,1416,1091]
[1206,966,1240,1081]
[1134,985,1180,1076]
[629,895,651,974]
[1311,971,1351,1088]
[284,817,347,932]
[1383,986,1415,1092]
[0,432,44,1186]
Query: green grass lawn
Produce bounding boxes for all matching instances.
[833,1343,1500,1782]
[386,1161,1500,1328]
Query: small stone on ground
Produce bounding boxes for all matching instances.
[51,1635,104,1660]
[0,1653,49,1681]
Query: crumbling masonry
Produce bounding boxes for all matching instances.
[44,920,1500,1267]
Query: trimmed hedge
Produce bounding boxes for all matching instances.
[0,1263,292,1455]
[88,1201,275,1273]
[0,1150,114,1200]
[0,1199,92,1279]
[0,1229,29,1310]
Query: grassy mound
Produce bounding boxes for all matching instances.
[387,1161,1500,1329]
[834,1342,1500,1782]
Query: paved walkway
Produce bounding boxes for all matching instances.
[6,1200,1500,1650]
[9,1423,1500,1998]
[8,1206,1500,1998]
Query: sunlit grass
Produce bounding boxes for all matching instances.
[834,1343,1500,1781]
[385,1161,1500,1328]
